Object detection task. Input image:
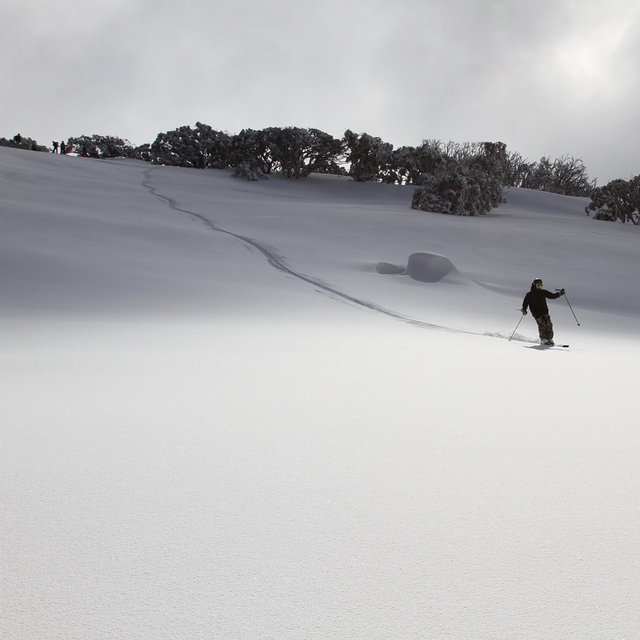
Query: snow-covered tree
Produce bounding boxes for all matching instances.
[506,154,594,196]
[381,141,446,185]
[411,142,507,216]
[66,135,136,158]
[150,123,232,169]
[303,128,346,176]
[229,128,272,179]
[1,134,48,152]
[343,130,394,182]
[586,175,640,224]
[228,127,344,180]
[265,127,344,178]
[412,162,505,216]
[505,151,535,189]
[547,155,594,196]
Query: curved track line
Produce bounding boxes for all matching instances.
[141,166,495,336]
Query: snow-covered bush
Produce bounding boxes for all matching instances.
[586,176,640,224]
[1,134,48,152]
[411,142,507,216]
[507,153,594,196]
[546,156,593,196]
[229,128,272,179]
[343,130,394,182]
[150,123,232,169]
[232,160,268,181]
[66,135,137,158]
[148,125,345,179]
[411,163,503,216]
[264,127,344,178]
[381,141,446,185]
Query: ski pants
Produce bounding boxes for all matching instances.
[535,314,554,342]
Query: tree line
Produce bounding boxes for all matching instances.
[2,125,638,223]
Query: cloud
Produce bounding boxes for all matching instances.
[1,0,639,182]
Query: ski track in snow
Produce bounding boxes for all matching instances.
[141,166,512,340]
[11,151,639,640]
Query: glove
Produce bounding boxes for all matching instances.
[559,288,565,295]
[521,309,527,315]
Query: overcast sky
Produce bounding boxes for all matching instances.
[2,0,639,183]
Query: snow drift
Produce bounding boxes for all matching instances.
[1,147,639,640]
[376,251,461,282]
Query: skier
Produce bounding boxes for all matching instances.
[521,278,565,345]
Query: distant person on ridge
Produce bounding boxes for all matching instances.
[521,278,564,345]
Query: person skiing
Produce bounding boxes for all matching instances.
[521,278,565,345]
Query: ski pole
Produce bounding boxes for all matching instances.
[556,289,580,326]
[509,311,525,341]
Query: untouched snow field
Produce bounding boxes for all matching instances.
[1,147,639,639]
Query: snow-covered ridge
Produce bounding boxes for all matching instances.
[2,146,639,640]
[1,146,638,329]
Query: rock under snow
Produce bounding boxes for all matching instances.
[406,252,459,282]
[375,262,406,275]
[376,252,459,282]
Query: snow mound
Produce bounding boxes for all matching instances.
[406,252,459,282]
[375,262,406,275]
[376,252,460,282]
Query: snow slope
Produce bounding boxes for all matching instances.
[1,147,639,640]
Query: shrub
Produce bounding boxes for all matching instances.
[586,176,640,224]
[66,135,136,158]
[411,142,507,216]
[506,153,594,196]
[343,130,393,182]
[150,123,232,169]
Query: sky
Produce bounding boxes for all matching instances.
[2,0,639,184]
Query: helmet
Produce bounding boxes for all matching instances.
[532,278,543,288]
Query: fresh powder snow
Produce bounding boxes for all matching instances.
[1,146,639,640]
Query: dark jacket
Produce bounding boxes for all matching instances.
[522,286,561,318]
